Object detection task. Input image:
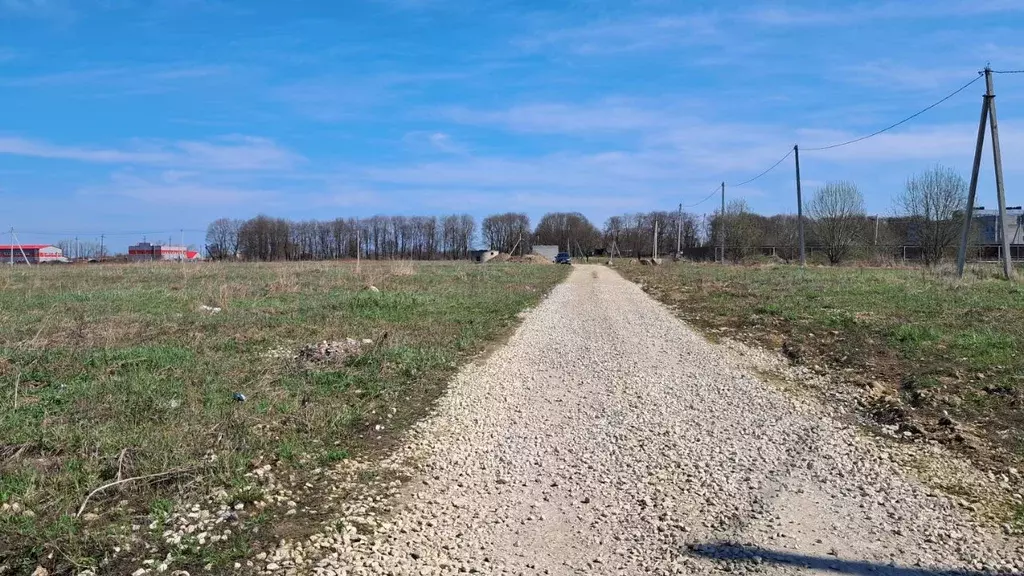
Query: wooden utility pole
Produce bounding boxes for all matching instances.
[794,144,806,267]
[719,182,725,263]
[956,81,991,278]
[986,68,1014,280]
[874,215,880,246]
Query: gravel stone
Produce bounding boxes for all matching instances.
[249,266,1022,575]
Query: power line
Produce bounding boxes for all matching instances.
[803,73,984,152]
[16,229,205,237]
[992,69,1024,74]
[682,187,721,209]
[728,148,794,188]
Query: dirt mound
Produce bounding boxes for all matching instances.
[508,254,553,264]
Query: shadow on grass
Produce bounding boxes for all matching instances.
[688,542,999,576]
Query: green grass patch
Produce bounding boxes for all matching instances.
[0,260,566,570]
[620,262,1024,466]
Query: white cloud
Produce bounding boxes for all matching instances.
[743,0,1024,26]
[0,136,173,164]
[402,131,467,154]
[839,61,979,91]
[0,135,303,171]
[515,15,720,55]
[79,171,275,206]
[0,64,232,89]
[443,100,677,134]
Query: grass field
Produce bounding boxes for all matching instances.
[620,262,1024,469]
[0,261,567,573]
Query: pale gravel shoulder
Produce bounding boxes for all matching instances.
[255,265,1023,576]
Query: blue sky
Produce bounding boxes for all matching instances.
[1,0,1023,249]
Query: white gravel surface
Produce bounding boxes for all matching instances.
[267,265,1022,575]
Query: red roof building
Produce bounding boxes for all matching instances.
[0,244,67,264]
[128,242,201,262]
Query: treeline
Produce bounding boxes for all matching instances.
[207,166,977,266]
[208,211,608,261]
[206,214,475,261]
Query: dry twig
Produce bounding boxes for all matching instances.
[76,468,193,518]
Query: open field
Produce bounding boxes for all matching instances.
[619,262,1024,472]
[0,261,567,573]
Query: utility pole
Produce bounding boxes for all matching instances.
[956,83,990,278]
[75,236,79,260]
[8,228,13,266]
[956,67,1012,280]
[719,182,726,263]
[676,202,683,257]
[986,68,1014,280]
[794,144,806,267]
[653,219,659,260]
[874,216,880,246]
[100,234,105,261]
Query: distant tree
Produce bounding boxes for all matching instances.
[482,212,531,254]
[206,217,241,260]
[809,181,865,265]
[533,212,601,256]
[896,165,967,266]
[763,215,800,262]
[712,200,764,262]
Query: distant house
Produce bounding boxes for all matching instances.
[974,207,1024,245]
[532,245,559,262]
[0,244,67,264]
[129,242,202,262]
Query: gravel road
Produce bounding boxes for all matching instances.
[284,265,1023,575]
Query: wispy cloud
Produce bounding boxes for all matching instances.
[0,134,303,171]
[443,100,677,134]
[403,131,467,154]
[79,171,276,206]
[743,0,1024,26]
[840,61,980,90]
[0,0,74,22]
[272,72,464,121]
[516,15,720,55]
[0,63,232,89]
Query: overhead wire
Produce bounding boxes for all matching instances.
[728,148,794,188]
[802,73,984,152]
[15,229,205,237]
[682,187,721,209]
[992,69,1024,74]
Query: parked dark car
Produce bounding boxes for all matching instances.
[555,252,572,265]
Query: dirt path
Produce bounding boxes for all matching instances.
[274,265,1022,575]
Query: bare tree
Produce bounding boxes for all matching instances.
[896,165,967,266]
[809,181,865,265]
[205,218,241,260]
[534,212,601,256]
[714,200,764,262]
[763,215,800,262]
[482,213,530,253]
